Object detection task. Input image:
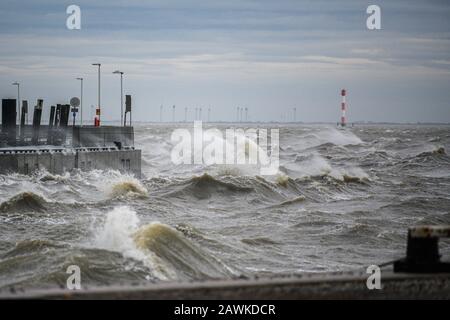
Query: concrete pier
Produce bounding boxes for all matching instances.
[0,147,141,177]
[0,102,141,176]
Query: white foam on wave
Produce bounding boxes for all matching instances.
[93,206,172,279]
[203,128,281,177]
[80,170,148,198]
[293,127,363,151]
[317,127,363,146]
[93,206,234,280]
[287,152,369,181]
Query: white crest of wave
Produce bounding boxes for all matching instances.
[289,153,369,181]
[80,170,148,198]
[298,153,331,176]
[93,206,172,279]
[328,127,363,145]
[95,206,141,256]
[294,126,363,151]
[203,128,280,177]
[93,206,233,280]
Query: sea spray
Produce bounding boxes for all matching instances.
[77,169,148,198]
[94,206,171,279]
[275,173,289,187]
[289,153,369,182]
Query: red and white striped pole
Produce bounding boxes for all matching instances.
[341,89,346,127]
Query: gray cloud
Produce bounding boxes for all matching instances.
[0,0,449,122]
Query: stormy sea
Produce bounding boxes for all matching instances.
[0,124,449,291]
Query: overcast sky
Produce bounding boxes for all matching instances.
[0,0,449,123]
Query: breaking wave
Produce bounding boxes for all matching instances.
[292,127,363,151]
[275,173,290,187]
[37,171,71,183]
[288,153,370,182]
[109,180,148,198]
[166,173,253,199]
[94,206,235,281]
[0,192,48,213]
[397,146,449,169]
[416,146,446,158]
[134,222,234,280]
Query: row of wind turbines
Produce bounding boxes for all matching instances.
[157,105,299,123]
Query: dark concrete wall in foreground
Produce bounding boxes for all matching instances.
[1,272,449,300]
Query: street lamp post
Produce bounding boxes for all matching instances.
[12,82,20,124]
[113,70,124,126]
[92,63,101,124]
[76,78,83,126]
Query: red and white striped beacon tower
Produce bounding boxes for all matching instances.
[340,89,347,127]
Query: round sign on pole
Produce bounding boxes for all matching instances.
[70,97,80,108]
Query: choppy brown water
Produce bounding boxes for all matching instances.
[0,123,449,291]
